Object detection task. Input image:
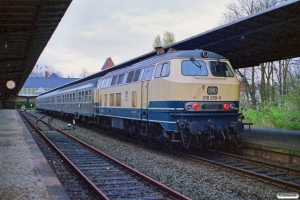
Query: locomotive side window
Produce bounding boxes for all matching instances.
[154,62,170,78]
[181,60,208,76]
[126,71,135,83]
[97,80,103,89]
[209,61,234,77]
[111,76,118,86]
[133,69,141,82]
[101,79,106,88]
[117,74,124,85]
[141,65,154,80]
[106,77,111,87]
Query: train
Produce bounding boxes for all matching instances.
[36,49,244,149]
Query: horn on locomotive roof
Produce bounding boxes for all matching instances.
[154,46,165,55]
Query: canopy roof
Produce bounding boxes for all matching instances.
[0,0,72,98]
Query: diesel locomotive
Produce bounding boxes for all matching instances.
[36,49,244,149]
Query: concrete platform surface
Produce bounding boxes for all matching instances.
[241,126,300,151]
[0,109,69,200]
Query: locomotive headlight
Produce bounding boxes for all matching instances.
[230,103,235,110]
[186,104,193,110]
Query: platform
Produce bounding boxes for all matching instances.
[241,126,300,151]
[0,109,69,200]
[240,126,300,165]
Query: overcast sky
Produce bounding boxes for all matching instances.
[37,0,233,78]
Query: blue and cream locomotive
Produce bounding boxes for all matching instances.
[36,49,244,148]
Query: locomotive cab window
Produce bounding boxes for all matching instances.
[209,61,234,77]
[181,60,208,76]
[154,62,170,78]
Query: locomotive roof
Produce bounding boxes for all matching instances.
[102,49,226,77]
[37,49,225,97]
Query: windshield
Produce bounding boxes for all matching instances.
[181,60,208,76]
[209,61,234,77]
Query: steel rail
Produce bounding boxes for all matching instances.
[20,111,110,199]
[22,111,191,200]
[179,151,300,193]
[209,149,300,176]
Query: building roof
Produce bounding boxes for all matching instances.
[101,57,115,70]
[23,74,78,89]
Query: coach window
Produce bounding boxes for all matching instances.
[88,90,92,102]
[117,74,124,85]
[181,60,208,76]
[84,91,87,102]
[111,76,118,86]
[142,65,154,80]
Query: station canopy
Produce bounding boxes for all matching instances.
[1,0,300,97]
[0,0,72,98]
[113,0,300,72]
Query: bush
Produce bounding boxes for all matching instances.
[243,105,300,130]
[16,102,35,110]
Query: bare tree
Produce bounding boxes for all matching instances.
[80,68,90,78]
[222,0,287,108]
[29,64,54,77]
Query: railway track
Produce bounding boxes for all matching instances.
[181,149,300,193]
[20,111,190,200]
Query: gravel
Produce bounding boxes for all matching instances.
[47,116,283,200]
